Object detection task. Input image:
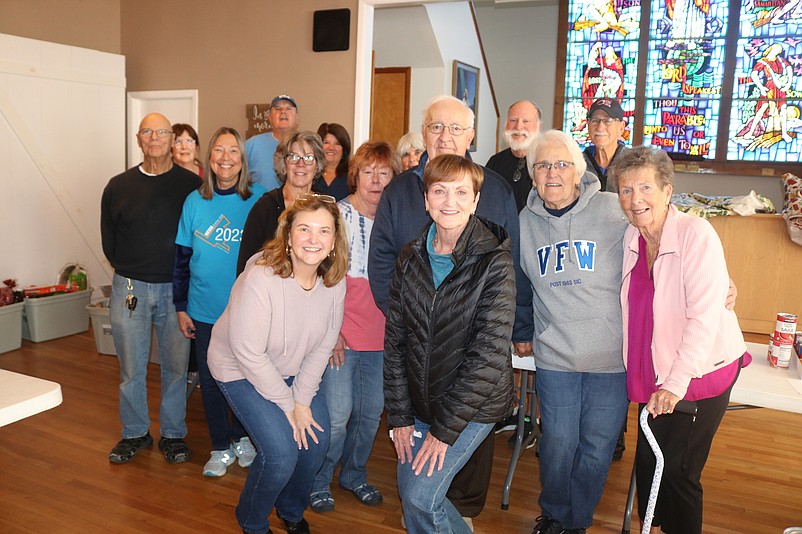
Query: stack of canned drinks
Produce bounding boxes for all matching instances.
[767,313,798,369]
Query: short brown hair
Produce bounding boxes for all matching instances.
[347,141,401,194]
[172,123,202,169]
[423,154,483,196]
[257,196,348,287]
[201,127,254,201]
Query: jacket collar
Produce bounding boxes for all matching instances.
[626,204,680,257]
[411,215,510,267]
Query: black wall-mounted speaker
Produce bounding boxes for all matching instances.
[313,9,351,52]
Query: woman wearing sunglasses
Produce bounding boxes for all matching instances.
[237,131,326,274]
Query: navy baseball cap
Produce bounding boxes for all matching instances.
[588,98,624,120]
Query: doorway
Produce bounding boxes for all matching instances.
[370,67,411,147]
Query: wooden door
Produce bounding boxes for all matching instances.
[370,67,410,147]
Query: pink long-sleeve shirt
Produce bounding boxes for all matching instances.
[208,261,345,413]
[621,206,747,400]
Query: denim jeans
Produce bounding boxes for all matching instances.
[109,273,189,439]
[536,369,628,530]
[193,320,246,450]
[397,418,492,534]
[312,349,384,493]
[218,377,330,534]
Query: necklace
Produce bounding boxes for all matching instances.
[290,273,315,291]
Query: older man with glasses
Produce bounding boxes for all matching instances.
[101,112,202,465]
[369,94,522,531]
[583,97,629,192]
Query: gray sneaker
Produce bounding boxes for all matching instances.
[234,437,257,468]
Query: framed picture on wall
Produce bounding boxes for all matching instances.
[452,60,479,152]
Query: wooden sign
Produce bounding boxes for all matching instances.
[246,104,271,139]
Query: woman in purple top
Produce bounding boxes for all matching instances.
[610,147,749,534]
[208,194,348,534]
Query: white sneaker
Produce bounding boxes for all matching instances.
[234,437,257,468]
[202,446,235,477]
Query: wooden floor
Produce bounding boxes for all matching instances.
[1,329,800,533]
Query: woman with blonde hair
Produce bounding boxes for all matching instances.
[208,194,348,534]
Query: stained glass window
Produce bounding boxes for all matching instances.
[560,0,802,166]
[565,0,642,148]
[727,1,802,161]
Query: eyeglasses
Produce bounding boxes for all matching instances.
[533,161,575,174]
[295,193,336,205]
[138,128,172,138]
[286,153,317,165]
[588,117,620,126]
[513,158,526,183]
[174,138,196,147]
[426,123,471,136]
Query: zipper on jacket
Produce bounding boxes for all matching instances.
[423,290,439,419]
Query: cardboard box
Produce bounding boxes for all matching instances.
[86,299,160,363]
[22,289,92,342]
[0,302,24,354]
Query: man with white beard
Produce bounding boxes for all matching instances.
[486,100,542,212]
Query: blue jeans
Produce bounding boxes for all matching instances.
[193,320,246,450]
[218,377,330,534]
[397,418,492,534]
[536,369,628,530]
[312,349,384,493]
[110,273,189,439]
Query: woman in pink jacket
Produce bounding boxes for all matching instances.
[609,147,749,534]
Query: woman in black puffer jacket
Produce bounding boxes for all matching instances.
[384,154,515,534]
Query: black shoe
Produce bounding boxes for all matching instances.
[612,430,626,461]
[563,529,586,534]
[278,513,310,534]
[158,437,190,464]
[532,515,562,534]
[109,433,153,464]
[494,411,518,434]
[509,417,535,449]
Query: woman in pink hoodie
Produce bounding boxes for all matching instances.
[611,147,749,534]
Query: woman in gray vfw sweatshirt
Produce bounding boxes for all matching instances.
[515,129,628,534]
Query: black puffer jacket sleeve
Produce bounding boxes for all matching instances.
[429,249,515,444]
[383,249,415,430]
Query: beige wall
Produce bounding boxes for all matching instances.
[121,0,358,155]
[0,0,121,53]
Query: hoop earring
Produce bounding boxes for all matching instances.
[328,250,336,261]
[286,244,292,257]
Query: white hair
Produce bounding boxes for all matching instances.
[422,95,475,127]
[527,129,587,179]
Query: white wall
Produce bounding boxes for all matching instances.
[474,1,559,134]
[373,2,497,163]
[424,2,496,163]
[0,33,125,290]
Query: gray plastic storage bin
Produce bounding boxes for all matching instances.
[22,289,92,342]
[87,300,116,355]
[0,302,24,354]
[86,298,160,363]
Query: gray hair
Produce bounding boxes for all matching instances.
[508,100,542,120]
[527,129,587,180]
[273,131,326,184]
[422,95,475,128]
[607,146,674,191]
[396,131,424,157]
